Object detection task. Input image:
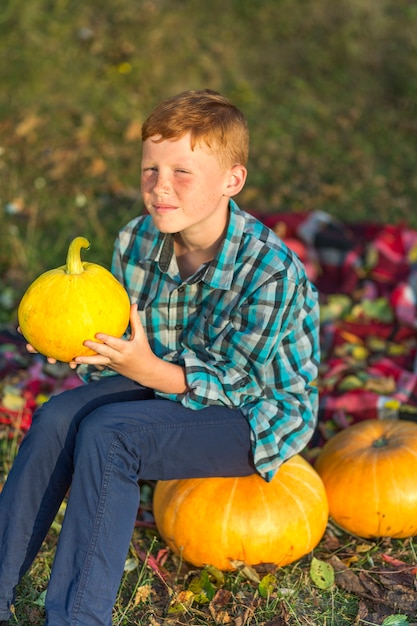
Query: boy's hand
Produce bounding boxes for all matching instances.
[74,303,157,381]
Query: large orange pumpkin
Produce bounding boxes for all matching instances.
[153,455,329,571]
[18,237,131,362]
[315,419,417,538]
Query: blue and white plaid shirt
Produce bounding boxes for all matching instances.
[87,200,320,481]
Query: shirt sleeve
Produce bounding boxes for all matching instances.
[161,273,319,413]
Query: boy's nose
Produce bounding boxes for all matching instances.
[153,173,171,195]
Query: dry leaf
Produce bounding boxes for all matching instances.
[15,114,43,138]
[124,119,143,141]
[88,158,107,176]
[134,584,152,605]
[229,561,261,584]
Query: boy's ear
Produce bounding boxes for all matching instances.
[224,164,247,197]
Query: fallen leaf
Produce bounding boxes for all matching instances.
[381,553,417,572]
[328,555,366,595]
[356,543,374,553]
[381,615,410,626]
[310,557,334,589]
[15,114,43,138]
[258,573,277,598]
[209,589,233,624]
[167,590,194,614]
[134,584,152,605]
[229,561,261,584]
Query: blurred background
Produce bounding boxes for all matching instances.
[1,0,416,321]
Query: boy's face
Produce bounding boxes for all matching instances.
[141,133,245,242]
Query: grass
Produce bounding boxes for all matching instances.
[1,0,417,623]
[6,528,416,625]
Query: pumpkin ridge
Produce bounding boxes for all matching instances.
[369,447,383,534]
[220,478,238,564]
[274,477,313,550]
[281,464,325,499]
[381,452,401,535]
[397,444,417,460]
[278,468,328,516]
[167,480,199,552]
[255,478,274,555]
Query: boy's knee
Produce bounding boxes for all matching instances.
[28,390,83,447]
[75,408,120,448]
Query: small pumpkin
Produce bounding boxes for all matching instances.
[315,419,417,538]
[153,455,329,571]
[18,237,131,362]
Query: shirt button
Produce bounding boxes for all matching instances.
[178,286,185,292]
[175,324,183,330]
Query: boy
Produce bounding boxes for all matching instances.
[0,89,319,625]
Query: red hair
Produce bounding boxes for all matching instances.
[141,89,249,168]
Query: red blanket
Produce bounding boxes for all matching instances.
[2,211,417,446]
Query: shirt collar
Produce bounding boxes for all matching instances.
[202,199,245,290]
[145,199,245,289]
[157,232,174,273]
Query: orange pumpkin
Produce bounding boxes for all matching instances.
[153,455,329,571]
[315,419,417,538]
[18,237,131,362]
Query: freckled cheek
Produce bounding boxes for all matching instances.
[176,180,195,194]
[141,175,153,193]
[166,181,196,201]
[141,182,158,207]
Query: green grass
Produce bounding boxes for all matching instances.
[6,524,416,625]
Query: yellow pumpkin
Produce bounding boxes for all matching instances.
[153,455,329,571]
[315,419,417,538]
[18,237,131,362]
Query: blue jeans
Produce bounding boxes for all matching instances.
[0,375,254,625]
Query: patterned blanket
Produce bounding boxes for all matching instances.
[2,210,417,447]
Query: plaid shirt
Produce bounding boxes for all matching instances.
[87,200,320,481]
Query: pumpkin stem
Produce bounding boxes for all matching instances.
[372,436,389,448]
[65,237,91,275]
